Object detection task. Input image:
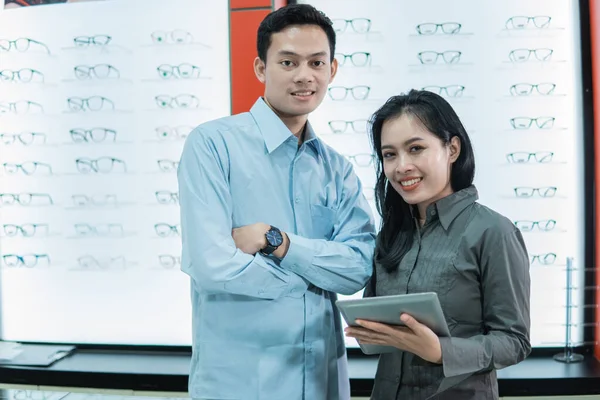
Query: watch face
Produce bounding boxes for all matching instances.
[266,229,283,247]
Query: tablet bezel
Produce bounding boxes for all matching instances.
[336,292,450,355]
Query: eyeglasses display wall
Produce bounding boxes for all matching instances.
[0,0,231,345]
[0,0,588,352]
[300,0,586,349]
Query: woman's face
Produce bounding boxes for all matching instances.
[380,113,460,218]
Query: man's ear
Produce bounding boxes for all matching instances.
[329,57,338,83]
[254,56,266,83]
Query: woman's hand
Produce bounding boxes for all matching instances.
[344,313,443,364]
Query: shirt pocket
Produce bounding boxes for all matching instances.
[310,204,336,240]
[434,261,458,297]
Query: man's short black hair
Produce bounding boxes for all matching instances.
[257,3,336,62]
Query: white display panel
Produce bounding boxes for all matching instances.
[0,0,587,351]
[299,0,586,349]
[0,0,231,345]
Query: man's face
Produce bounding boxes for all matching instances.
[254,24,337,119]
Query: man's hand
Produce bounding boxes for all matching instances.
[232,223,290,259]
[232,223,270,255]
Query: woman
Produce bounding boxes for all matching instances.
[345,89,531,399]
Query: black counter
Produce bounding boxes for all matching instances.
[2,349,600,397]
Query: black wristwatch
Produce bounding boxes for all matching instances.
[260,225,283,255]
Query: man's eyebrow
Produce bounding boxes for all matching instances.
[277,50,328,57]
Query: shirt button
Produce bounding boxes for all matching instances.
[395,376,400,383]
[431,210,437,215]
[295,197,300,203]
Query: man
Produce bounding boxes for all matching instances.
[177,4,376,399]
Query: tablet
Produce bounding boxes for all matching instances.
[336,292,450,355]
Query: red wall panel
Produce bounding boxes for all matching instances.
[230,8,271,114]
[231,0,271,9]
[229,1,289,114]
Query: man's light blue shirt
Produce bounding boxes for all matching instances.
[177,98,376,400]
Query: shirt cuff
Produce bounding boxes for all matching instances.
[440,336,486,378]
[279,232,315,274]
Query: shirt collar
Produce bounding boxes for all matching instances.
[249,97,324,157]
[430,185,479,230]
[302,120,325,157]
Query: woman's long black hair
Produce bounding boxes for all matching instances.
[369,89,476,272]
